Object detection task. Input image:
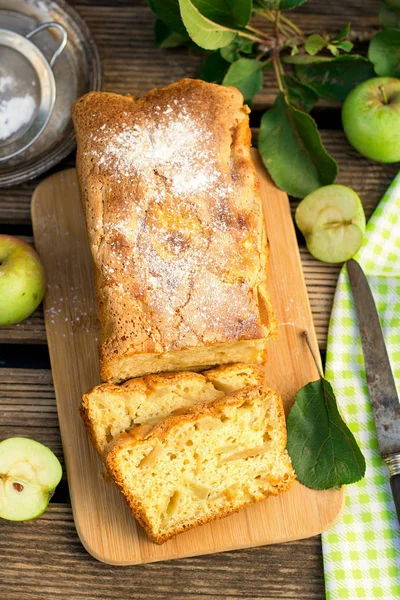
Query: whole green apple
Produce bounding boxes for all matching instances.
[0,235,46,325]
[342,77,400,163]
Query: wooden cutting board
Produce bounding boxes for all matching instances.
[31,151,344,565]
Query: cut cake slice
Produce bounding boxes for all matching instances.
[81,363,264,454]
[105,385,295,544]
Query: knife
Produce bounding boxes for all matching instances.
[347,259,400,523]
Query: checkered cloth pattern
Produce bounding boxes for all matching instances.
[322,173,400,599]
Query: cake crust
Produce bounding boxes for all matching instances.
[81,362,265,454]
[72,79,277,383]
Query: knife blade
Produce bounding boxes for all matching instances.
[347,258,400,523]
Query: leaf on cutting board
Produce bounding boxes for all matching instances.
[287,378,366,489]
[196,52,231,83]
[368,29,400,77]
[294,55,376,101]
[147,0,188,37]
[222,58,264,103]
[285,75,319,112]
[154,19,189,48]
[258,93,337,198]
[178,0,237,50]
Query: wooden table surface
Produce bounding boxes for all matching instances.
[0,1,397,598]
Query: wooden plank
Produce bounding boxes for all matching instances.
[0,368,62,457]
[0,503,325,599]
[0,310,47,344]
[30,159,343,565]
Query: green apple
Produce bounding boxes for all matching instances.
[0,437,62,521]
[0,234,46,325]
[295,185,366,264]
[342,77,400,163]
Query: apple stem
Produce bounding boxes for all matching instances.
[379,85,389,105]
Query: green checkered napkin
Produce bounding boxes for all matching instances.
[322,172,400,600]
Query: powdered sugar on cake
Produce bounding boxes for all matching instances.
[89,105,232,198]
[85,102,261,348]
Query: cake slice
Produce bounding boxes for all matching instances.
[81,363,264,455]
[105,385,295,544]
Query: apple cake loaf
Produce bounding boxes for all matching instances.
[72,79,277,383]
[105,385,295,544]
[81,363,264,455]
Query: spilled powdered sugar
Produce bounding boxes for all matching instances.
[86,101,259,346]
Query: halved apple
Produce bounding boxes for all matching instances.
[0,437,62,521]
[295,185,366,264]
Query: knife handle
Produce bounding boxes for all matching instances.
[390,475,400,525]
[386,455,400,525]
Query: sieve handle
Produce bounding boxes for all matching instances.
[26,22,68,68]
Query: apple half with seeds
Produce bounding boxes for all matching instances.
[0,437,62,521]
[295,185,366,264]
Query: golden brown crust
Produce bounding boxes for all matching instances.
[72,79,276,383]
[119,387,287,451]
[81,370,207,454]
[81,363,265,455]
[105,386,295,543]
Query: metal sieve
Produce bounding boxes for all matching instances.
[0,21,67,161]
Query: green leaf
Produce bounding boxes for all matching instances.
[147,0,188,36]
[285,75,319,112]
[287,378,366,489]
[154,19,189,47]
[295,55,376,101]
[258,93,337,198]
[192,0,252,27]
[283,54,335,64]
[327,43,340,57]
[222,58,263,103]
[280,0,308,9]
[331,23,351,42]
[196,52,230,83]
[253,0,306,8]
[335,40,354,52]
[379,2,400,29]
[368,28,400,77]
[305,34,327,56]
[253,0,279,9]
[220,37,254,63]
[178,0,237,49]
